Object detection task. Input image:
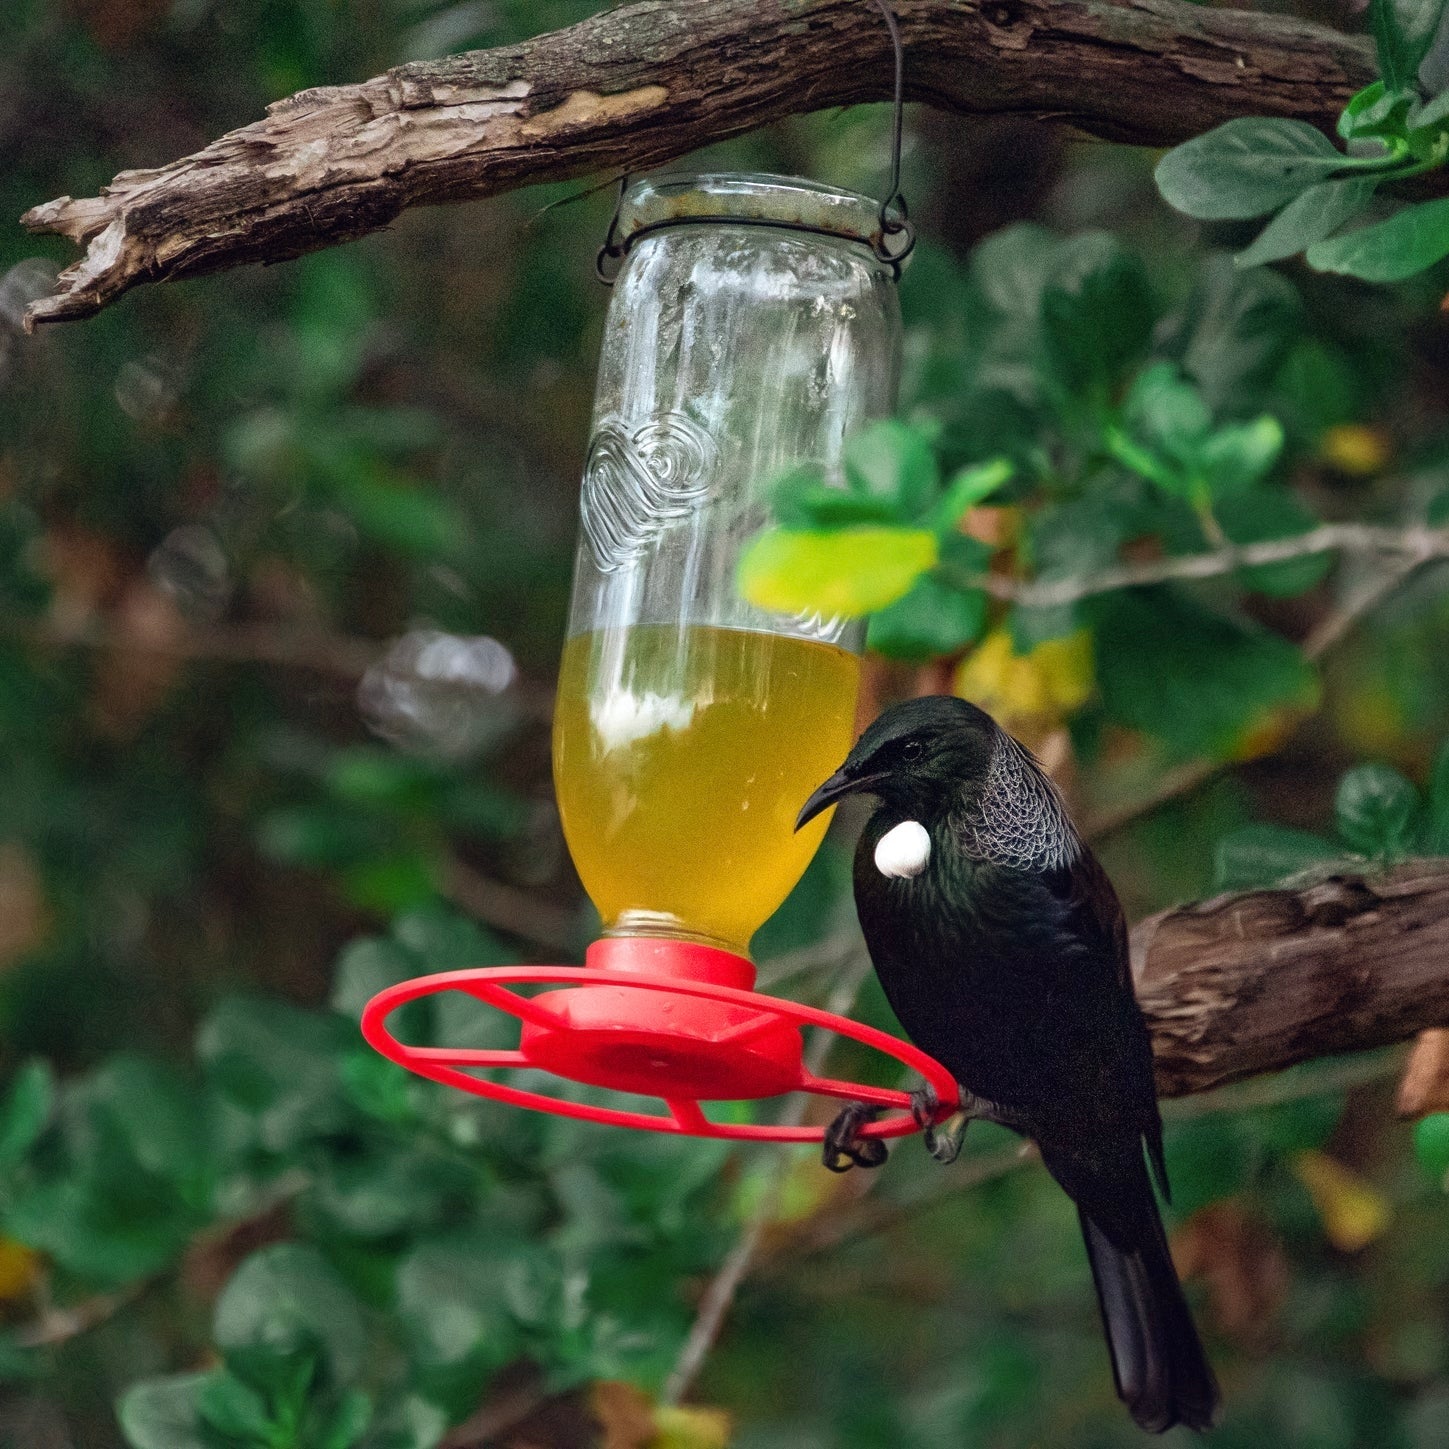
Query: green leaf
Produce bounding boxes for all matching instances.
[1308,197,1449,280]
[1094,588,1319,758]
[1371,0,1447,91]
[1155,119,1351,220]
[90,1054,210,1190]
[843,420,939,516]
[358,1395,449,1449]
[198,997,353,1155]
[1338,81,1417,142]
[1335,763,1422,857]
[1039,233,1155,391]
[117,1374,211,1449]
[1427,738,1449,852]
[867,576,987,662]
[1409,86,1449,134]
[320,1388,374,1449]
[1198,416,1285,495]
[198,1370,274,1440]
[933,458,1013,529]
[1235,178,1381,268]
[331,471,465,559]
[1121,363,1212,461]
[1214,824,1343,889]
[1215,489,1333,597]
[0,1060,53,1171]
[1179,258,1303,409]
[737,527,938,618]
[1163,1115,1261,1216]
[1413,1113,1449,1182]
[393,1234,520,1372]
[214,1243,368,1390]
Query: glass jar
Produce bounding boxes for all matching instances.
[553,173,902,957]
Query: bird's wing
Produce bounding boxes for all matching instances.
[1057,847,1169,1200]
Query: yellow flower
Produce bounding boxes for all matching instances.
[1291,1150,1391,1253]
[1319,424,1391,477]
[0,1237,40,1301]
[953,627,1094,734]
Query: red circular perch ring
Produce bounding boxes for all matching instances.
[361,939,959,1143]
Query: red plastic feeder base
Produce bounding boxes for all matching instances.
[361,937,959,1143]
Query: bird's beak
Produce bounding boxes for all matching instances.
[795,768,884,831]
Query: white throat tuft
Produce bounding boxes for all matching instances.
[875,819,931,879]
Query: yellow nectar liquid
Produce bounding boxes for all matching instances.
[553,624,861,956]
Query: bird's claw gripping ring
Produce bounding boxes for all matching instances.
[911,1084,966,1165]
[823,1102,890,1173]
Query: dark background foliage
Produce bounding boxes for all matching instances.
[4,1,1449,1446]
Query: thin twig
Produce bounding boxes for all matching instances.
[659,957,872,1407]
[1084,547,1436,841]
[442,857,582,954]
[949,523,1449,612]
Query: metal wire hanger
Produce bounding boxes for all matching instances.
[596,0,915,283]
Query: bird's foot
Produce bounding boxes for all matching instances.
[910,1085,966,1164]
[822,1102,889,1174]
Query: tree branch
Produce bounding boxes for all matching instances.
[1135,861,1449,1098]
[21,0,1374,327]
[954,523,1449,612]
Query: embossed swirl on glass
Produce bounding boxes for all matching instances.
[555,173,902,954]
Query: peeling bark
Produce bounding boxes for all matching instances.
[1135,863,1449,1098]
[22,0,1374,327]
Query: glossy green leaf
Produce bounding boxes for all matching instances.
[198,1370,273,1440]
[117,1374,211,1449]
[1409,85,1449,134]
[867,575,987,662]
[358,1395,449,1449]
[1180,257,1304,408]
[1371,0,1448,91]
[320,1388,374,1449]
[1121,363,1211,461]
[1040,233,1154,391]
[1413,1112,1449,1182]
[1094,588,1319,757]
[0,1060,53,1171]
[214,1243,367,1389]
[1236,178,1381,268]
[1335,763,1422,857]
[1214,824,1343,889]
[1155,119,1351,220]
[738,527,938,618]
[934,458,1014,529]
[1198,416,1285,495]
[1337,81,1417,142]
[1308,197,1449,280]
[1427,738,1449,852]
[843,420,939,516]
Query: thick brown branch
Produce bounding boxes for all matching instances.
[22,0,1373,326]
[1136,861,1449,1098]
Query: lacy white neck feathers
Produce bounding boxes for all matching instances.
[955,732,1080,872]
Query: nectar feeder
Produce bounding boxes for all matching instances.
[363,172,958,1145]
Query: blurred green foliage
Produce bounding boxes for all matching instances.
[5,1,1449,1447]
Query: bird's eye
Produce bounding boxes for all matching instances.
[901,739,923,762]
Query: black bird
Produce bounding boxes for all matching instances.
[796,695,1219,1435]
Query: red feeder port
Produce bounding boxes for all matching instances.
[361,938,959,1144]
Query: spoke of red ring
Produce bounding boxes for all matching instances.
[710,1011,790,1046]
[667,1099,710,1131]
[799,1073,909,1109]
[406,1048,529,1068]
[464,984,567,1030]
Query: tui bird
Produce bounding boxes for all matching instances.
[796,695,1219,1434]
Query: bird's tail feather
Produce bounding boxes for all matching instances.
[1079,1206,1219,1434]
